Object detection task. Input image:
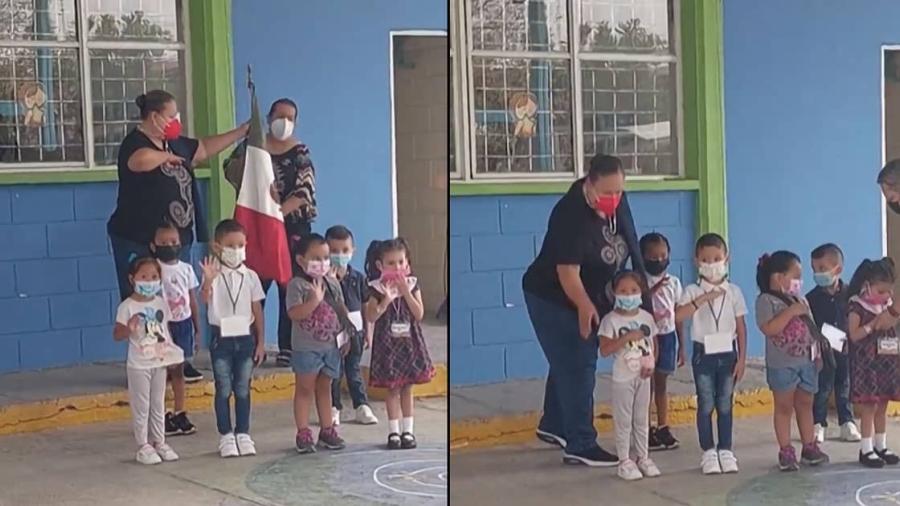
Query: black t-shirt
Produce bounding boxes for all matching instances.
[522,179,632,312]
[107,129,200,245]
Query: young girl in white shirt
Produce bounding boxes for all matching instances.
[114,257,184,465]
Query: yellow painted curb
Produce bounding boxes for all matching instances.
[0,364,446,437]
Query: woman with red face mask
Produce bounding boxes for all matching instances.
[108,90,249,301]
[521,154,649,468]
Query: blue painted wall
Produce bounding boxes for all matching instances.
[450,191,697,385]
[723,0,897,357]
[0,182,208,373]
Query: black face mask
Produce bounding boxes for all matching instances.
[645,259,669,276]
[153,245,180,262]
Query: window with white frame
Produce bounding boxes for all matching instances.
[0,0,187,168]
[452,0,678,179]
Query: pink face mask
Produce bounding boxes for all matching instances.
[381,266,410,283]
[305,259,330,278]
[862,285,892,306]
[787,278,803,297]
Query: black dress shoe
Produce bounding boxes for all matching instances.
[387,433,402,450]
[400,432,417,449]
[860,450,886,468]
[877,447,900,465]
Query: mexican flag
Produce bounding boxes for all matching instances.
[233,73,292,284]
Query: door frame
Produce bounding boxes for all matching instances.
[388,29,448,237]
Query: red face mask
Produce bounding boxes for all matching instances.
[162,114,182,140]
[594,194,621,217]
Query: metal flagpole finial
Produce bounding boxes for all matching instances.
[247,64,254,92]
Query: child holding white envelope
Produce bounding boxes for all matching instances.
[674,233,748,475]
[806,243,860,444]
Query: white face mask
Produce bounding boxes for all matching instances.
[220,246,246,268]
[699,261,728,282]
[269,118,294,141]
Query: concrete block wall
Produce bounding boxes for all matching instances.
[450,191,698,386]
[0,182,208,373]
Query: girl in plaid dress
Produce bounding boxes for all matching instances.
[363,238,435,450]
[846,258,900,468]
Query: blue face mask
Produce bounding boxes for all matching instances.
[134,280,161,297]
[614,294,642,311]
[330,253,352,268]
[813,270,837,288]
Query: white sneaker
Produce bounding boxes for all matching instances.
[136,444,162,465]
[331,407,341,426]
[356,405,379,425]
[236,433,256,456]
[154,443,179,462]
[637,457,661,477]
[814,423,825,444]
[718,450,739,473]
[617,459,643,481]
[701,449,722,475]
[841,421,862,442]
[218,433,239,458]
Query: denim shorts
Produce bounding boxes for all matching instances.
[292,348,342,378]
[169,319,195,359]
[766,362,818,394]
[656,332,678,375]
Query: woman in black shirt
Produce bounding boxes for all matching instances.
[521,154,647,467]
[107,90,248,300]
[223,98,318,366]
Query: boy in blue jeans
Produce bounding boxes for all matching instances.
[807,243,861,443]
[326,225,378,426]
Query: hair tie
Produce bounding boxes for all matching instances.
[758,253,770,266]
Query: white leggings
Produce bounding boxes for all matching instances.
[127,366,167,447]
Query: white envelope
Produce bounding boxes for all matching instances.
[336,331,349,348]
[704,331,734,354]
[220,315,250,337]
[821,323,847,351]
[348,311,364,331]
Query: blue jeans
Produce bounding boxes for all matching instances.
[524,291,600,454]
[692,343,736,451]
[814,350,854,426]
[332,331,369,409]
[109,234,192,301]
[210,331,255,435]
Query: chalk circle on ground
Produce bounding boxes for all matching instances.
[728,466,900,506]
[245,446,447,506]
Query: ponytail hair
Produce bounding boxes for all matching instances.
[847,257,896,298]
[756,250,800,294]
[364,237,413,281]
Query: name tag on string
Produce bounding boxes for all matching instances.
[878,337,900,355]
[821,323,847,351]
[390,322,411,338]
[704,331,733,354]
[220,315,250,337]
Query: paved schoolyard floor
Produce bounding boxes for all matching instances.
[0,396,447,506]
[451,415,900,506]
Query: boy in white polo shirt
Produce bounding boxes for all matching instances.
[200,219,266,459]
[675,233,748,475]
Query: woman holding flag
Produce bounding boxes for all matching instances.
[224,97,318,367]
[108,89,249,301]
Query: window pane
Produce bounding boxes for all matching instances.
[581,60,676,175]
[0,47,84,163]
[0,0,77,42]
[86,0,182,42]
[472,57,573,174]
[90,49,185,165]
[580,0,673,54]
[470,0,569,53]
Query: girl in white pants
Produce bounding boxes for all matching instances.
[114,257,184,465]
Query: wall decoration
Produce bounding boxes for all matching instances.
[18,81,47,128]
[508,91,538,138]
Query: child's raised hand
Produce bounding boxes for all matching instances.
[788,300,808,317]
[625,329,645,342]
[311,277,326,303]
[200,256,221,281]
[394,277,411,296]
[700,288,725,303]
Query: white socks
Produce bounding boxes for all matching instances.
[862,437,874,454]
[876,433,887,451]
[402,417,414,434]
[389,417,414,434]
[389,419,400,434]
